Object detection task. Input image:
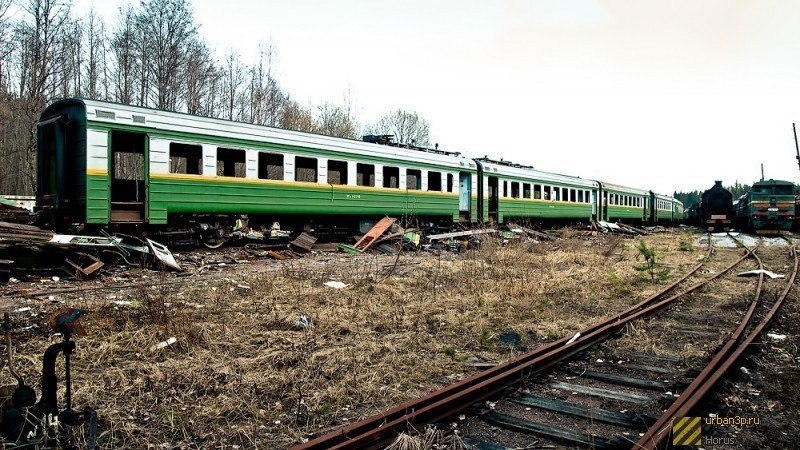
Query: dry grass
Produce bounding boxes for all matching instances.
[2,232,702,448]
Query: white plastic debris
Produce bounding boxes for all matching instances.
[13,307,31,313]
[113,300,132,306]
[323,281,348,289]
[739,367,750,376]
[566,332,581,344]
[8,277,18,283]
[51,276,60,282]
[767,333,787,341]
[150,337,177,351]
[737,269,785,279]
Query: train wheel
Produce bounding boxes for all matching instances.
[200,234,227,249]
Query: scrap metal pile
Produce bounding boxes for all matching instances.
[0,222,180,283]
[0,215,667,284]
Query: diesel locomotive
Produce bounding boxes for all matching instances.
[35,98,683,246]
[734,179,796,234]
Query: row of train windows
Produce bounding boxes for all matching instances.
[656,200,672,211]
[607,193,643,208]
[168,143,455,192]
[501,181,592,203]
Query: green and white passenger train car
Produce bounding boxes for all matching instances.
[476,159,598,224]
[36,98,684,241]
[37,99,477,231]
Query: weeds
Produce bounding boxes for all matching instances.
[634,240,670,282]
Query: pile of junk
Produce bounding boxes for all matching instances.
[0,222,180,283]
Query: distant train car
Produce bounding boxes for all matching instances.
[699,181,733,232]
[735,179,796,234]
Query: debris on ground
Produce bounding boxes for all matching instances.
[0,221,180,280]
[737,269,785,279]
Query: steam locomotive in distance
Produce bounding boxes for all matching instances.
[699,181,734,232]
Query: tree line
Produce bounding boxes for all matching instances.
[0,0,432,195]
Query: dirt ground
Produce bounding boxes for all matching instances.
[0,229,797,449]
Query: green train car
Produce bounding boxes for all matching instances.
[734,179,796,234]
[36,99,683,245]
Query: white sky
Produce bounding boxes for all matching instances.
[73,0,800,194]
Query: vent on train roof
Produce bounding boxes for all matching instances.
[362,134,460,157]
[95,109,115,120]
[132,114,146,124]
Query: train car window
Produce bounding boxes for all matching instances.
[383,166,399,188]
[406,169,421,190]
[534,184,542,199]
[511,182,519,198]
[217,148,246,178]
[523,183,531,199]
[503,181,508,197]
[327,160,348,185]
[578,190,584,203]
[258,152,284,180]
[553,187,561,201]
[295,156,318,182]
[543,185,551,200]
[570,189,576,202]
[562,188,568,201]
[357,163,375,187]
[169,143,202,175]
[446,173,454,192]
[428,171,442,191]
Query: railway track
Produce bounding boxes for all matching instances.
[293,236,798,450]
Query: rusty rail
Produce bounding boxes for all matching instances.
[293,243,748,450]
[633,243,797,449]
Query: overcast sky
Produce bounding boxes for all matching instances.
[74,0,800,195]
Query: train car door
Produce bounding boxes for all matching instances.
[488,176,499,222]
[591,190,597,220]
[109,130,148,223]
[459,172,471,221]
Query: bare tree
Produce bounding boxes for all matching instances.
[110,5,137,104]
[279,98,316,133]
[136,0,197,109]
[82,7,105,99]
[9,0,72,194]
[369,108,431,146]
[315,102,358,139]
[221,49,244,121]
[185,38,217,115]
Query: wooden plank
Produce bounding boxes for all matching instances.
[620,363,672,375]
[632,352,679,363]
[570,369,667,391]
[482,412,626,450]
[353,217,396,251]
[512,395,657,430]
[551,381,653,404]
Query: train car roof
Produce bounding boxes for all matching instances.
[599,182,649,196]
[751,179,795,187]
[44,98,476,172]
[478,160,598,189]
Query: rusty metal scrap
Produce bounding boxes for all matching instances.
[289,232,318,253]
